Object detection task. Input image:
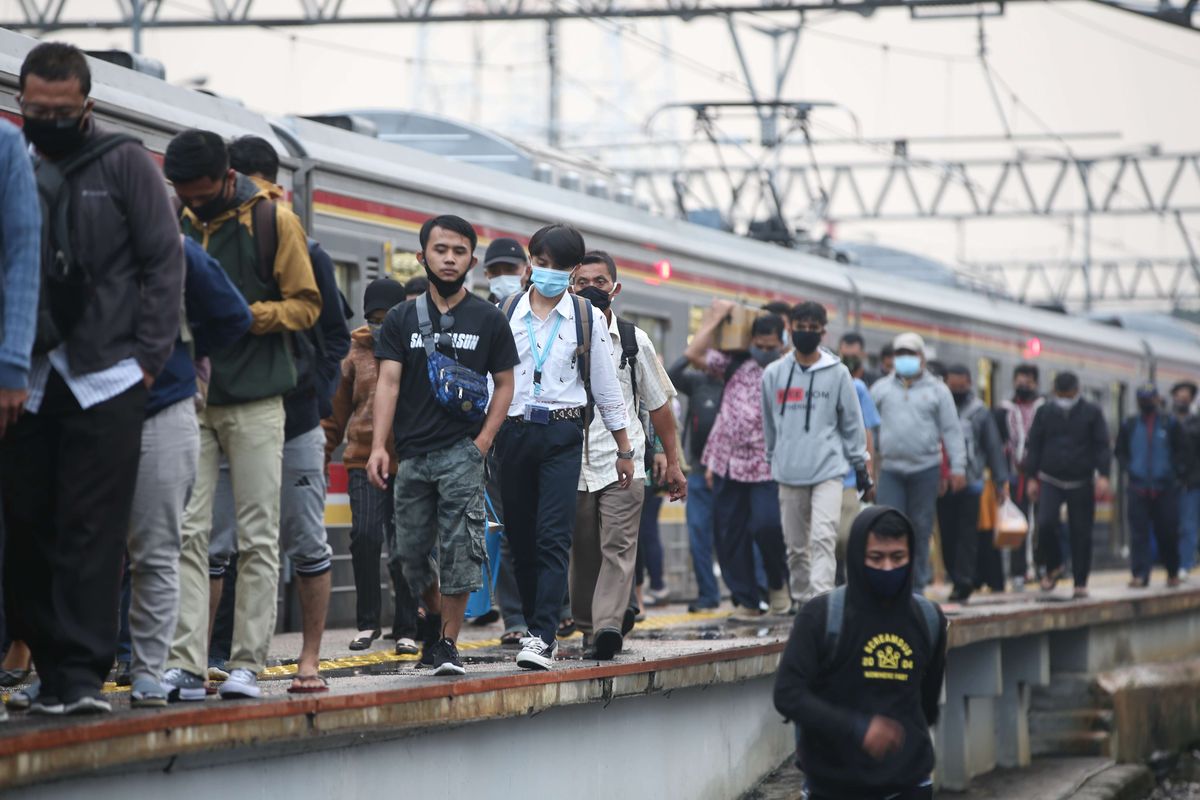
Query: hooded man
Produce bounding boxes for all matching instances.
[774,506,948,800]
[762,302,871,605]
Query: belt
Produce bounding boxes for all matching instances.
[506,406,585,423]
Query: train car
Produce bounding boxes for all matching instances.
[3,30,1195,622]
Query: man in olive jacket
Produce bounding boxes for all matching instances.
[163,129,321,702]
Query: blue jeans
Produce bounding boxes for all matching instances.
[876,466,941,591]
[1180,488,1200,572]
[711,476,787,608]
[686,472,720,606]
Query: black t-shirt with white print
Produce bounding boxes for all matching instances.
[375,292,520,462]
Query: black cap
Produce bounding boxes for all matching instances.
[483,238,526,269]
[363,277,408,316]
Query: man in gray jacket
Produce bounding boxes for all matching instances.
[762,303,871,605]
[938,365,1009,602]
[871,332,967,592]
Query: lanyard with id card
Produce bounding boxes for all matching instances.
[524,313,562,424]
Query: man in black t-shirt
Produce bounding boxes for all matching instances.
[368,215,519,676]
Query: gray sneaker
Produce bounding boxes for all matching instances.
[162,668,206,702]
[62,695,111,715]
[130,677,169,709]
[218,668,262,700]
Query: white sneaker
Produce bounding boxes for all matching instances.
[218,668,262,700]
[516,637,558,671]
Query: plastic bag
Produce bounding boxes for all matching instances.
[994,497,1029,550]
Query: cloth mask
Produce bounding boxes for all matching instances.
[1139,400,1159,414]
[792,330,821,355]
[189,177,233,223]
[367,323,382,341]
[894,354,922,377]
[488,274,524,300]
[864,564,910,599]
[748,345,780,368]
[22,114,88,158]
[842,355,862,375]
[531,266,570,298]
[951,390,971,407]
[1014,386,1037,402]
[1053,395,1080,411]
[576,285,612,312]
[423,263,465,299]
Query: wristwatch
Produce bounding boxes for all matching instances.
[616,449,635,460]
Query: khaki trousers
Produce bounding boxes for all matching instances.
[779,479,844,602]
[571,480,646,635]
[168,396,284,676]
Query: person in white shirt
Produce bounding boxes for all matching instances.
[570,252,686,660]
[496,225,635,671]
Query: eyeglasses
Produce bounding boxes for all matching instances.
[19,100,88,122]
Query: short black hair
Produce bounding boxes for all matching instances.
[1014,363,1040,382]
[840,331,865,348]
[926,360,947,379]
[228,135,280,183]
[1172,381,1198,400]
[529,224,586,270]
[419,215,478,253]
[163,129,229,184]
[762,301,792,316]
[870,512,910,542]
[581,250,617,282]
[946,363,972,379]
[751,314,785,340]
[881,344,895,358]
[20,42,91,97]
[1054,371,1080,394]
[788,301,827,327]
[404,275,429,296]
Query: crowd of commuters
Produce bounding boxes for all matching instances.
[2,44,1199,744]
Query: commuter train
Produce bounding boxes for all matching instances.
[3,29,1196,570]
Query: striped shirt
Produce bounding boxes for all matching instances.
[25,346,142,414]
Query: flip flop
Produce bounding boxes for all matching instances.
[500,630,526,647]
[348,630,380,651]
[288,674,329,694]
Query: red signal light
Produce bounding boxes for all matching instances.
[1022,337,1042,359]
[655,259,672,280]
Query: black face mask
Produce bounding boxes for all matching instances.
[1014,386,1037,402]
[189,176,233,222]
[423,263,466,299]
[1139,400,1159,415]
[842,355,862,374]
[952,390,970,406]
[1176,402,1192,415]
[23,114,88,158]
[792,330,821,355]
[576,285,612,312]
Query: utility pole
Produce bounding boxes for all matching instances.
[547,19,561,147]
[131,0,143,54]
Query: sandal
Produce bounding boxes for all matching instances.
[0,668,30,688]
[288,674,329,694]
[469,609,500,626]
[556,618,577,638]
[1040,567,1065,592]
[348,630,380,651]
[1072,587,1090,599]
[500,630,526,647]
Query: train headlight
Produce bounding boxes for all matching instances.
[1022,337,1042,359]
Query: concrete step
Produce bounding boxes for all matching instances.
[1031,729,1115,759]
[1029,708,1115,736]
[1031,672,1112,712]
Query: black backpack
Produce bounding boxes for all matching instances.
[615,317,656,473]
[501,290,594,427]
[33,133,139,354]
[821,586,942,666]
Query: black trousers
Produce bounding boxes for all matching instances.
[0,372,146,701]
[1128,485,1181,581]
[348,469,418,637]
[937,488,980,593]
[807,787,931,800]
[496,418,583,645]
[1036,481,1095,588]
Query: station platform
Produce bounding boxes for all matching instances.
[3,571,1199,799]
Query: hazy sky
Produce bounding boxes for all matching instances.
[20,0,1199,308]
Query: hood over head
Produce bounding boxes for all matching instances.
[846,505,917,605]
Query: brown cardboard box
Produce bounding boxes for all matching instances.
[712,304,761,352]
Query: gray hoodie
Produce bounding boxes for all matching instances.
[870,370,966,476]
[761,348,868,486]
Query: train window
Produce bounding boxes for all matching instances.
[623,312,669,355]
[333,261,354,301]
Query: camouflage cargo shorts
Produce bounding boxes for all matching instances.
[393,436,487,596]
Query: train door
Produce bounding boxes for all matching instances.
[1111,381,1130,560]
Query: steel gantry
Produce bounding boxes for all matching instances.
[2,0,1197,30]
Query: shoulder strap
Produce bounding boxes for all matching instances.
[912,595,941,651]
[58,133,139,176]
[571,294,594,423]
[413,293,436,356]
[500,291,524,321]
[823,586,847,658]
[251,199,278,285]
[616,317,640,402]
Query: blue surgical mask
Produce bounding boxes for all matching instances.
[894,354,921,377]
[488,274,524,300]
[864,564,910,599]
[530,266,570,298]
